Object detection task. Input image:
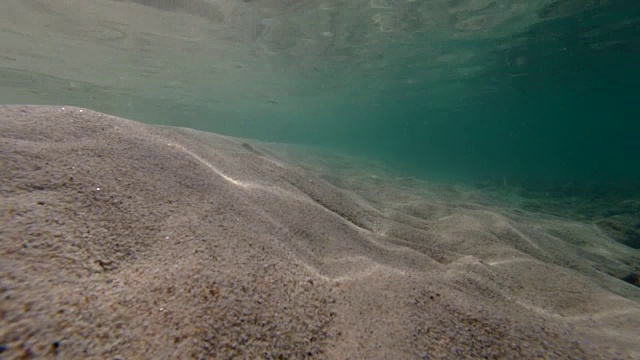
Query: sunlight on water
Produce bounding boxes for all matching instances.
[1,0,638,186]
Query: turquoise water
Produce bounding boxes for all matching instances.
[1,1,638,223]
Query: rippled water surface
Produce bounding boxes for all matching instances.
[1,0,639,192]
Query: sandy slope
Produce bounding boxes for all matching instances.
[1,105,639,359]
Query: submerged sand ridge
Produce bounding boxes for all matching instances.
[1,105,639,359]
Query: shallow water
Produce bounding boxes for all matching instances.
[1,0,639,243]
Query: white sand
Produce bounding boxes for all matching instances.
[1,105,639,359]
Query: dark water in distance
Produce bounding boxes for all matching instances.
[270,1,640,188]
[1,0,638,189]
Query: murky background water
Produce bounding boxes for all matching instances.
[1,1,638,199]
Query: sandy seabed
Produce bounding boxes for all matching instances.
[1,105,639,359]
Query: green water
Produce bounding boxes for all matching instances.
[1,1,638,220]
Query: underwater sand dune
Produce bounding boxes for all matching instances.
[1,105,639,359]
